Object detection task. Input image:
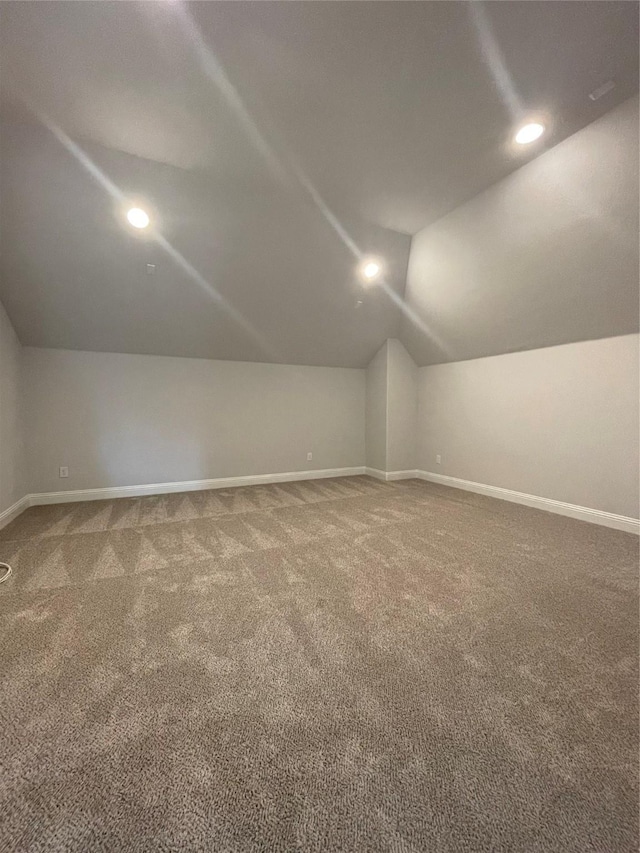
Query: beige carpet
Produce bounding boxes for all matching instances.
[0,475,637,851]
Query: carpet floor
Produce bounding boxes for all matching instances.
[0,475,637,852]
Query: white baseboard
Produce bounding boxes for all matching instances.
[365,468,418,482]
[6,468,637,536]
[0,495,30,531]
[387,470,419,482]
[417,470,640,535]
[28,467,367,506]
[365,467,386,480]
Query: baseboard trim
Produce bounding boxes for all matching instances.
[28,467,368,506]
[416,471,640,535]
[365,468,418,482]
[8,468,637,535]
[0,495,30,530]
[365,467,386,480]
[386,470,418,482]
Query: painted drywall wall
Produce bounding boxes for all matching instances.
[402,96,640,366]
[365,342,388,471]
[417,334,640,518]
[365,339,418,474]
[386,339,418,473]
[0,300,26,514]
[24,348,365,493]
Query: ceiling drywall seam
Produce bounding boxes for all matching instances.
[391,232,413,343]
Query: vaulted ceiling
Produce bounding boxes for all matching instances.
[1,1,638,367]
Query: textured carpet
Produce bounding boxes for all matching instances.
[0,475,637,852]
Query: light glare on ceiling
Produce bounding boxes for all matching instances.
[127,207,150,229]
[361,260,381,281]
[514,122,545,145]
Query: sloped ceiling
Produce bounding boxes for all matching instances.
[0,1,638,367]
[402,96,640,366]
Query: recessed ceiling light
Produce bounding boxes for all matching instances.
[514,122,545,145]
[360,260,381,281]
[127,207,150,229]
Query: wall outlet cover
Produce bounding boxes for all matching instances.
[59,466,69,478]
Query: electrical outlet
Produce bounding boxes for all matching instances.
[59,466,69,478]
[436,455,441,465]
[307,452,313,461]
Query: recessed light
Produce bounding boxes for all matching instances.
[127,207,150,229]
[514,122,545,145]
[360,259,381,282]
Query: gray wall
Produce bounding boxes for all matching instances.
[0,301,26,514]
[386,339,418,473]
[9,334,640,521]
[402,96,639,366]
[365,339,418,474]
[24,348,365,493]
[365,342,388,471]
[417,334,640,518]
